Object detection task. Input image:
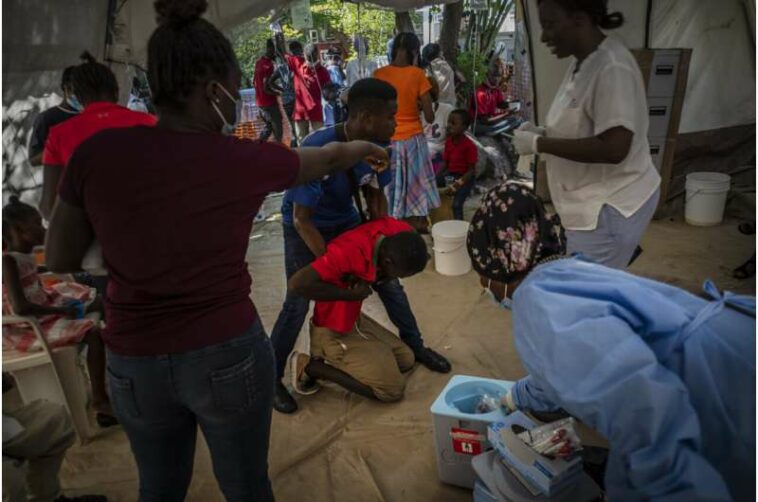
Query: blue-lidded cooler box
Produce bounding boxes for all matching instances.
[430,375,513,489]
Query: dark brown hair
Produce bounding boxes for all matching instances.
[147,0,239,110]
[70,51,119,102]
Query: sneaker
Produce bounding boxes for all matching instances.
[289,351,320,395]
[414,346,451,373]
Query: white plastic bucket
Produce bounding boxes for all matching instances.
[431,220,471,276]
[685,172,731,226]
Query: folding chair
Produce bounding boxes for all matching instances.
[2,314,99,443]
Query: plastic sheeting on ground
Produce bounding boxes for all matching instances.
[50,199,755,501]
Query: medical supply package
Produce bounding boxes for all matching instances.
[488,412,583,496]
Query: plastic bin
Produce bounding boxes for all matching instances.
[430,374,513,488]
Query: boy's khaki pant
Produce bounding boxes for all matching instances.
[310,314,415,402]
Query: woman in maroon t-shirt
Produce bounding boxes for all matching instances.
[44,1,387,500]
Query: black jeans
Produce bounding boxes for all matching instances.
[270,223,425,380]
[259,104,283,143]
[107,320,275,502]
[282,100,297,147]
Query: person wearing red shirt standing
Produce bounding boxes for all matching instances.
[254,39,283,143]
[40,52,156,221]
[288,217,429,402]
[286,42,331,144]
[437,110,479,220]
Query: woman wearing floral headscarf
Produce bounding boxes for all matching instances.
[467,182,566,307]
[467,182,755,501]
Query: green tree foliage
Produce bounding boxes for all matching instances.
[230,19,302,81]
[464,0,514,54]
[311,0,396,58]
[231,0,397,82]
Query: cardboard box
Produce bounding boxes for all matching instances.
[488,412,583,497]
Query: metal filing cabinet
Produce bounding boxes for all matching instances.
[648,137,666,172]
[648,51,681,97]
[647,97,674,137]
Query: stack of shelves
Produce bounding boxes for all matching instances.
[632,48,692,205]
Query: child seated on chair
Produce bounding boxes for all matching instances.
[436,109,478,220]
[2,196,116,427]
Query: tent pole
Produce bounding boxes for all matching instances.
[521,0,538,123]
[645,0,652,49]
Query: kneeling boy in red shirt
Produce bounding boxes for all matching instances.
[288,217,428,402]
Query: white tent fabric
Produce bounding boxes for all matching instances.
[2,0,109,104]
[650,0,755,133]
[525,0,756,134]
[117,0,455,63]
[2,0,453,106]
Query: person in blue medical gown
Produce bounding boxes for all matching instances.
[466,181,756,502]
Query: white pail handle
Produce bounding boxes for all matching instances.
[686,187,730,204]
[433,242,466,254]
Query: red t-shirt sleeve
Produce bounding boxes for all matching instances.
[311,246,350,285]
[141,114,158,126]
[286,54,300,73]
[42,129,63,166]
[475,88,487,115]
[495,88,507,108]
[57,145,87,207]
[318,66,331,87]
[236,140,300,196]
[254,60,271,92]
[443,140,451,163]
[465,139,478,166]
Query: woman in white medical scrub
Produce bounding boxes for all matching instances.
[513,0,661,269]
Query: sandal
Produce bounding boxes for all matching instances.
[733,254,756,279]
[289,351,320,396]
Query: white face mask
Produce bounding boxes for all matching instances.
[483,278,513,310]
[210,82,241,135]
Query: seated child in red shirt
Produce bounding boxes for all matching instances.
[436,109,478,220]
[288,217,429,402]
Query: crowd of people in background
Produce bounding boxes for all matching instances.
[250,29,521,232]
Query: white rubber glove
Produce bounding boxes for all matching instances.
[513,129,540,155]
[501,390,517,414]
[518,121,546,136]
